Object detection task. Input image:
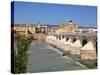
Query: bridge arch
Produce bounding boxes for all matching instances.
[59,35,61,40]
[73,38,76,43]
[62,35,64,39]
[95,39,97,55]
[66,38,69,41]
[82,39,88,46]
[56,35,58,39]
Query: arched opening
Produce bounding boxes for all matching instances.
[96,41,97,55]
[82,39,88,46]
[59,35,61,40]
[66,38,69,41]
[73,38,76,43]
[62,35,64,39]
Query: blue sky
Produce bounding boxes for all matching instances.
[12,1,97,27]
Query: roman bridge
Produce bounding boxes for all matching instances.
[46,32,97,60]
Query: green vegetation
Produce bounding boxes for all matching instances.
[14,34,33,73]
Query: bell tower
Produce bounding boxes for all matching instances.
[60,20,65,28]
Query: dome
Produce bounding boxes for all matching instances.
[68,20,74,25]
[69,20,73,22]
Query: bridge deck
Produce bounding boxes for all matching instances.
[27,40,87,73]
[49,32,97,36]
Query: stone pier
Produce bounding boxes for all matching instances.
[71,39,82,55]
[46,32,97,60]
[64,38,73,53]
[81,41,96,60]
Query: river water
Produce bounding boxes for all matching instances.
[27,40,87,73]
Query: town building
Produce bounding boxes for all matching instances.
[13,20,97,35]
[57,20,78,33]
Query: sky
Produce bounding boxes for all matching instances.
[11,1,97,27]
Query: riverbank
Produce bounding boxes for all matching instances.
[13,34,33,74]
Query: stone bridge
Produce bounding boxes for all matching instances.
[33,33,47,40]
[46,32,97,60]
